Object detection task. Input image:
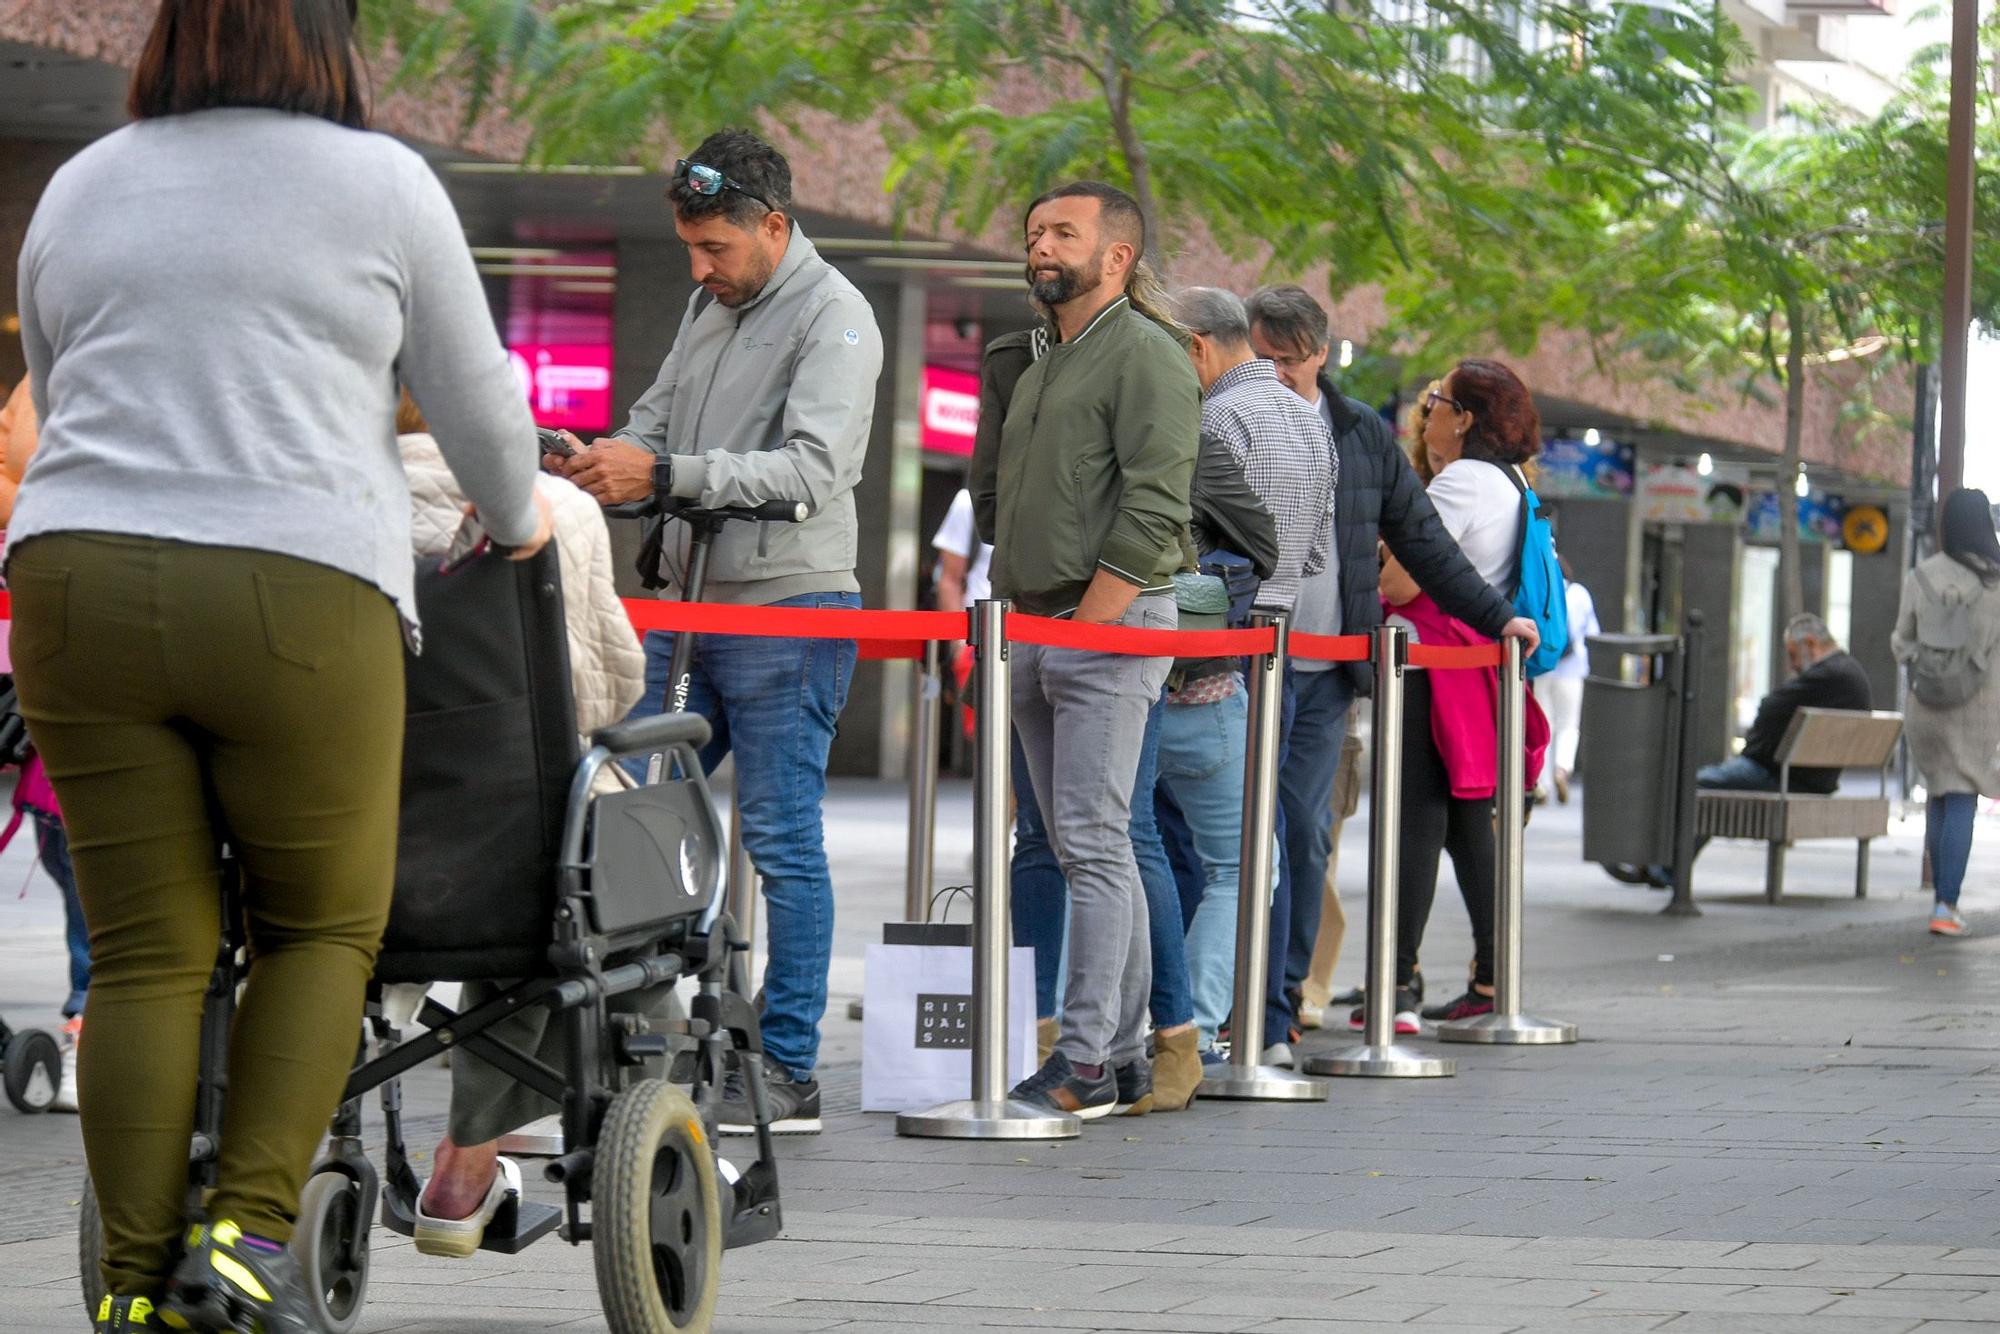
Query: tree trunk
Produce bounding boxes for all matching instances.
[1778,298,1807,630]
[1106,66,1160,272]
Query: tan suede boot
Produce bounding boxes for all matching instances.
[1036,1017,1058,1067]
[1150,1026,1202,1112]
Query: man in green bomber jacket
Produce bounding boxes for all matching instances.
[970,180,1199,1119]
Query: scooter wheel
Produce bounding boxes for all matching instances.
[3,1027,61,1113]
[295,1170,371,1334]
[78,1176,106,1317]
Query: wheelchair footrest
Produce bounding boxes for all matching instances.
[380,1179,565,1256]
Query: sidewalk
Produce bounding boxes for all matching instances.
[3,780,1997,1333]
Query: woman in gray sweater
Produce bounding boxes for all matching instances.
[1892,489,2000,940]
[8,3,549,1330]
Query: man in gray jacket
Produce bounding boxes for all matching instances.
[549,129,882,1134]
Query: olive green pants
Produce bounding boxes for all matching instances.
[9,534,404,1297]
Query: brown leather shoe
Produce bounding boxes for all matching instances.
[1149,1026,1202,1112]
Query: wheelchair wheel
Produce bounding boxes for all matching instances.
[593,1079,720,1333]
[3,1027,61,1112]
[295,1170,370,1334]
[78,1176,106,1317]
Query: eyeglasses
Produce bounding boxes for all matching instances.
[1264,351,1320,372]
[672,159,775,213]
[1424,388,1466,413]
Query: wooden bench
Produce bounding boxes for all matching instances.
[1693,708,1903,904]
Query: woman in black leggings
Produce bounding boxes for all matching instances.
[1378,359,1543,1031]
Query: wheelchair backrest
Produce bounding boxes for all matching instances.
[377,547,580,984]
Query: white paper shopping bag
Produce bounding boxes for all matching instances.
[860,921,1036,1112]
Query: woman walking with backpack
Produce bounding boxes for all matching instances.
[1893,488,2000,939]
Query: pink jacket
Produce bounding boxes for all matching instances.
[1390,593,1548,800]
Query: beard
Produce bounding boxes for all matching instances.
[1027,250,1104,308]
[710,247,778,308]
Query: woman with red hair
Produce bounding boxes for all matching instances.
[1375,359,1547,1032]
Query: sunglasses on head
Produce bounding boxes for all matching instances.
[672,159,775,213]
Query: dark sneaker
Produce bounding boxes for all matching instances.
[1421,989,1496,1023]
[1009,1052,1116,1120]
[161,1218,313,1334]
[1112,1059,1153,1116]
[95,1296,168,1332]
[1348,988,1421,1036]
[718,1053,822,1136]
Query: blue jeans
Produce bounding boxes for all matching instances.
[31,810,89,1017]
[1157,685,1267,1050]
[629,591,859,1080]
[1697,755,1780,791]
[1276,668,1354,1009]
[1010,694,1193,1031]
[1927,792,1976,908]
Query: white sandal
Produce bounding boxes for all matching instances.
[412,1156,521,1258]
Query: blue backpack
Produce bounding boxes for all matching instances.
[1499,464,1568,677]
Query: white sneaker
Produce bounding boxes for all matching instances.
[1296,1001,1327,1031]
[51,1017,80,1114]
[1260,1042,1294,1069]
[1929,903,1968,937]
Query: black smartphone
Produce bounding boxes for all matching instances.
[536,426,576,458]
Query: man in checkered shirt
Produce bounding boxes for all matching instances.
[1156,286,1334,1066]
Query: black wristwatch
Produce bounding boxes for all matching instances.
[651,454,674,497]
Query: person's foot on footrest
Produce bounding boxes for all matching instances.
[1010,1052,1115,1119]
[161,1218,313,1334]
[719,1053,822,1136]
[414,1156,521,1258]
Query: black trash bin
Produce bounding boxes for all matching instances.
[1579,621,1704,915]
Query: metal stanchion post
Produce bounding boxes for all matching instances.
[728,785,758,987]
[898,599,1079,1139]
[1202,613,1328,1101]
[1663,612,1704,918]
[1305,626,1454,1079]
[906,638,942,923]
[853,640,945,1023]
[1438,637,1577,1044]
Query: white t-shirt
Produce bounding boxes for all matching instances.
[1390,457,1522,647]
[931,488,992,607]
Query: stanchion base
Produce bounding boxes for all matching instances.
[895,1098,1080,1140]
[1435,1013,1578,1045]
[1303,1043,1455,1078]
[846,999,864,1021]
[1660,897,1701,918]
[1199,1065,1329,1101]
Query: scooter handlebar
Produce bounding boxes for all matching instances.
[602,497,809,524]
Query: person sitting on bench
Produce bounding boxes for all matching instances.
[1611,613,1871,886]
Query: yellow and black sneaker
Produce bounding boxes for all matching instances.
[95,1295,168,1331]
[159,1219,311,1334]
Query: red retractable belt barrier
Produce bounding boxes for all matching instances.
[620,599,964,642]
[1288,631,1372,663]
[1007,614,1274,657]
[1407,642,1503,670]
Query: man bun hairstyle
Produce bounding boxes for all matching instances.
[1245,285,1331,357]
[671,128,792,229]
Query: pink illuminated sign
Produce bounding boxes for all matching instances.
[508,342,613,435]
[921,365,980,456]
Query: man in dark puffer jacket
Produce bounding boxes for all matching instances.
[1245,286,1538,1046]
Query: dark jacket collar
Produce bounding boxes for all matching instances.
[1315,371,1364,435]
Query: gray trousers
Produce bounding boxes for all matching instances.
[449,980,684,1145]
[1011,594,1175,1068]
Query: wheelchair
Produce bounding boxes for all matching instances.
[77,544,781,1333]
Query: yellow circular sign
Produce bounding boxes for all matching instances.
[1842,505,1889,554]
